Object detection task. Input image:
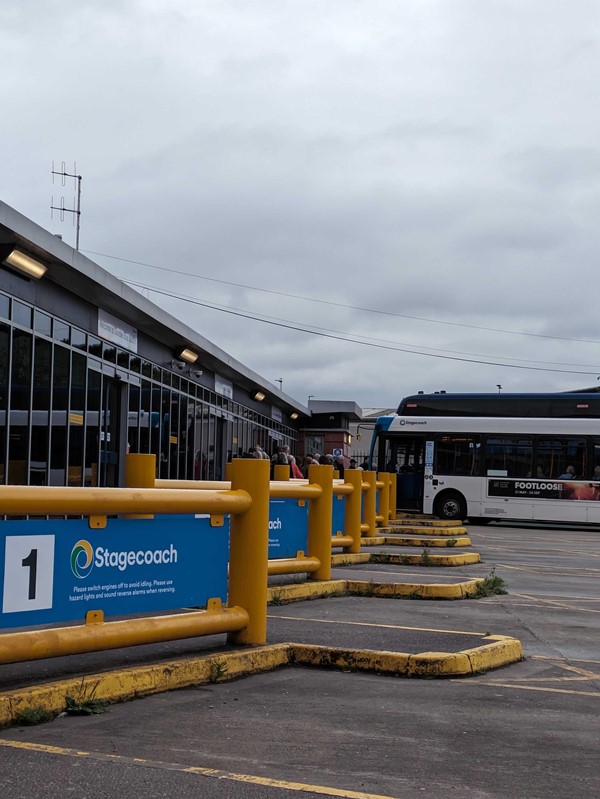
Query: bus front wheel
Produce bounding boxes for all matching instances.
[433,491,466,522]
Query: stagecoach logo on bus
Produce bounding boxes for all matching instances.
[488,479,600,501]
[70,538,178,579]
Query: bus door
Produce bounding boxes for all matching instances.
[384,435,425,510]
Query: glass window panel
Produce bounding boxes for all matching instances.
[53,319,70,344]
[71,352,86,413]
[128,384,141,454]
[53,346,70,411]
[88,336,102,357]
[485,437,532,478]
[139,380,152,454]
[9,330,31,484]
[0,294,9,320]
[30,424,48,485]
[103,343,117,363]
[435,435,481,476]
[117,350,129,369]
[12,301,32,328]
[11,329,32,410]
[49,420,67,485]
[537,438,587,479]
[72,328,87,351]
[130,356,141,373]
[0,323,8,483]
[34,310,52,336]
[142,360,152,378]
[33,338,52,411]
[85,370,101,486]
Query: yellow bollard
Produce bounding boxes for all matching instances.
[362,471,377,538]
[273,463,290,481]
[227,458,271,645]
[388,472,397,520]
[124,454,156,518]
[344,469,362,554]
[379,473,390,527]
[307,463,333,581]
[225,462,233,481]
[124,453,156,487]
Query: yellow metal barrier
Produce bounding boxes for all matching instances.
[388,472,397,520]
[268,556,321,576]
[227,457,271,645]
[378,473,390,527]
[273,464,290,481]
[344,469,363,554]
[0,604,249,665]
[0,485,250,520]
[157,466,364,574]
[124,452,156,518]
[307,463,334,581]
[361,471,377,537]
[0,458,270,662]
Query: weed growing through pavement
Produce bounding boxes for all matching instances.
[14,707,54,726]
[446,538,457,547]
[208,660,228,683]
[65,679,108,716]
[474,569,508,597]
[270,590,284,605]
[420,548,432,566]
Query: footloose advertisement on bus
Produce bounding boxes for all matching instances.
[488,479,600,501]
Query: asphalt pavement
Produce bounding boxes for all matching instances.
[1,522,599,798]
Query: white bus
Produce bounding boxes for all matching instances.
[370,415,600,524]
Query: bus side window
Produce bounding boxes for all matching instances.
[485,436,532,478]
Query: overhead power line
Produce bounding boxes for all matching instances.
[83,249,600,346]
[123,278,600,377]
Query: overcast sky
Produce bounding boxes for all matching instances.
[3,1,600,409]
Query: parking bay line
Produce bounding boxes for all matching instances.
[0,739,403,799]
[269,615,487,636]
[449,682,600,697]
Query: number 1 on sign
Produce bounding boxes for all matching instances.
[21,548,38,600]
[2,535,54,614]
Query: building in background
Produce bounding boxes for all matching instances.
[298,400,362,460]
[0,202,308,486]
[348,407,396,463]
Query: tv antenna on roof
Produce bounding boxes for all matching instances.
[51,161,82,250]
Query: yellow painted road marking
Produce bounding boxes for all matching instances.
[453,682,600,697]
[533,655,600,665]
[269,615,486,637]
[332,568,471,581]
[0,739,403,799]
[509,594,600,614]
[496,563,600,575]
[509,594,600,602]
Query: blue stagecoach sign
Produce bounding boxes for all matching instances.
[268,499,308,559]
[0,515,229,630]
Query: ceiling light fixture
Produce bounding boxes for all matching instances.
[176,347,198,363]
[3,248,47,279]
[290,412,299,420]
[252,390,266,402]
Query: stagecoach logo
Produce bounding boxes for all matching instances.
[71,539,94,579]
[70,539,178,579]
[399,419,427,426]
